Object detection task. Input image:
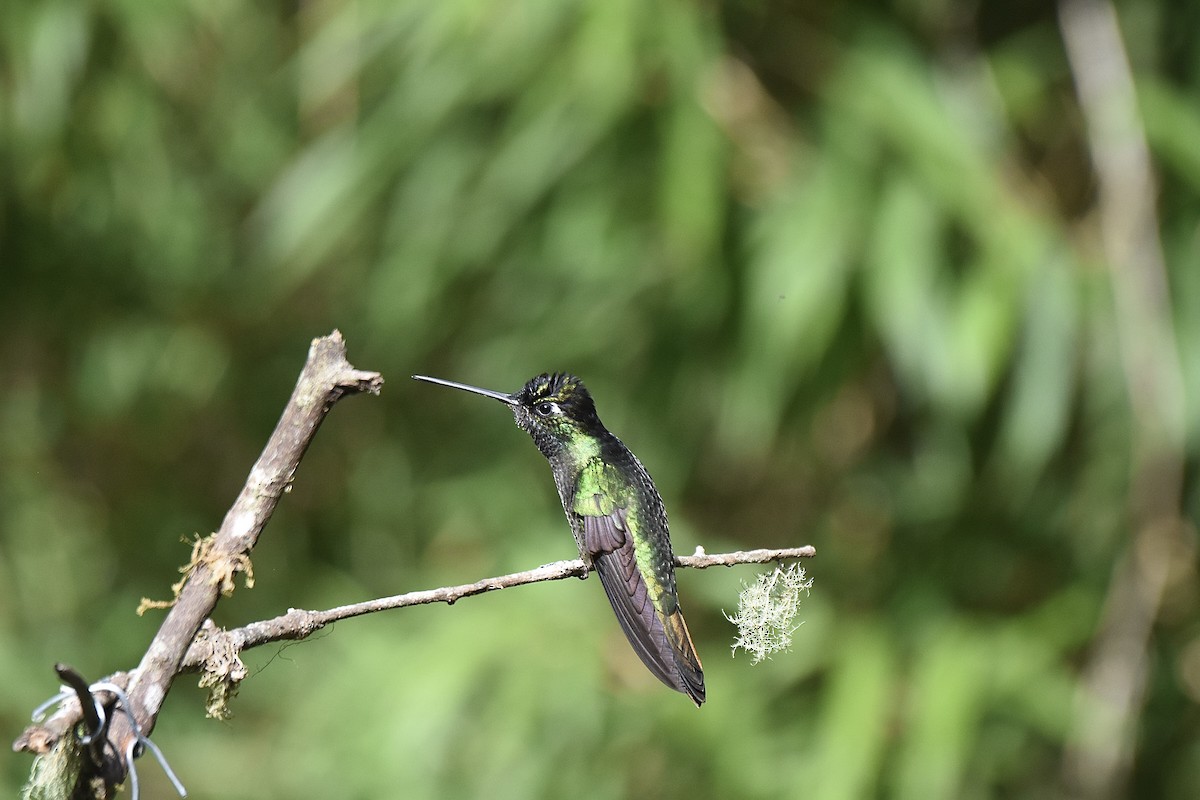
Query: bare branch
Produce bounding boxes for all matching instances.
[13,331,383,796]
[679,546,816,569]
[178,545,817,668]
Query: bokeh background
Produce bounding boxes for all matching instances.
[3,0,1199,797]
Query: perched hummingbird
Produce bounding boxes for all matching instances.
[412,372,705,706]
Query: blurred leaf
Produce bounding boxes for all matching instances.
[893,624,988,800]
[811,623,896,800]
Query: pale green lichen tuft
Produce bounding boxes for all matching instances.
[725,563,813,664]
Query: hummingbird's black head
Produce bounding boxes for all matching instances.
[511,373,607,459]
[411,372,610,462]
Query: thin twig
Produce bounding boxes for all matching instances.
[178,546,817,666]
[679,547,816,568]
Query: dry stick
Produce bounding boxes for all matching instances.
[1059,2,1187,798]
[179,546,818,667]
[27,331,382,795]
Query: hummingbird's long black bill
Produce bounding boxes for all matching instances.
[411,375,518,405]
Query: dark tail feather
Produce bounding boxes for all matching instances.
[593,550,706,705]
[663,607,705,706]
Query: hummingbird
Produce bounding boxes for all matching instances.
[412,372,705,706]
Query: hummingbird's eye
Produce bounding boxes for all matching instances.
[535,401,559,417]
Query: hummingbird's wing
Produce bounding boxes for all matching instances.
[577,498,705,706]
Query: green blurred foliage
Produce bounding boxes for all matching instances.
[3,0,1199,797]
